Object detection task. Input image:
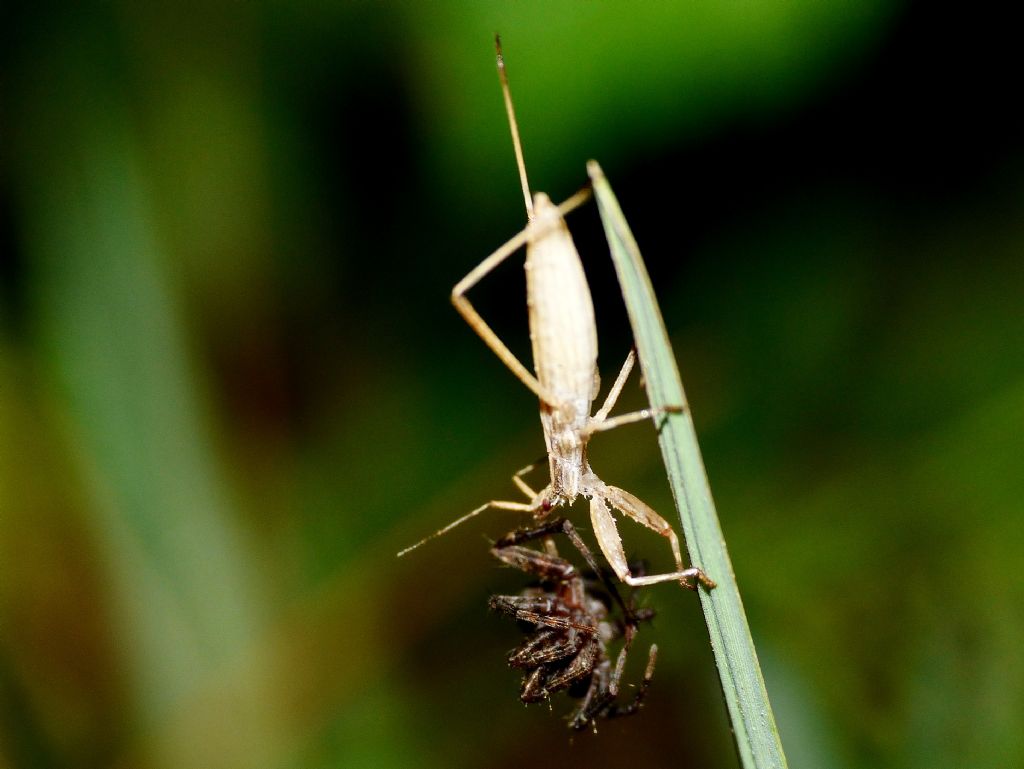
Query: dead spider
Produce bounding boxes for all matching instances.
[488,518,658,731]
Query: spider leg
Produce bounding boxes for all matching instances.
[491,516,658,727]
[492,523,593,613]
[605,623,634,700]
[541,637,600,694]
[488,595,596,633]
[569,628,626,729]
[490,541,577,582]
[557,519,640,628]
[568,659,612,730]
[602,644,658,720]
[521,640,601,706]
[520,666,550,703]
[567,620,652,728]
[493,517,573,548]
[509,627,587,668]
[496,518,642,629]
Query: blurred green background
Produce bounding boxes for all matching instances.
[1,2,1022,768]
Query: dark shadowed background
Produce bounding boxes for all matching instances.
[1,2,1022,768]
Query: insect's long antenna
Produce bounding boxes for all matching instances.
[495,35,534,221]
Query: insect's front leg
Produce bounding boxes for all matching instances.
[511,458,546,499]
[589,487,715,590]
[397,498,536,557]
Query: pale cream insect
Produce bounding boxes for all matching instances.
[399,38,713,591]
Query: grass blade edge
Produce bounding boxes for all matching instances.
[588,160,788,769]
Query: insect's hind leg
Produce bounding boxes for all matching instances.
[452,226,545,401]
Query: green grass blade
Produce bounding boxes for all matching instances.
[588,160,788,769]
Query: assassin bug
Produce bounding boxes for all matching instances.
[399,37,713,591]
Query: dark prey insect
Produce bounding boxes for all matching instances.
[488,518,658,730]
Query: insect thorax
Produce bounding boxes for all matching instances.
[542,414,592,503]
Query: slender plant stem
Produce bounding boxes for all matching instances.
[588,160,788,769]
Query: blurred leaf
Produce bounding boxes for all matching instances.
[16,38,283,769]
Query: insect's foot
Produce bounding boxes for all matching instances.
[675,566,716,591]
[695,569,716,590]
[679,577,707,591]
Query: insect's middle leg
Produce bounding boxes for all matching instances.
[588,349,685,434]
